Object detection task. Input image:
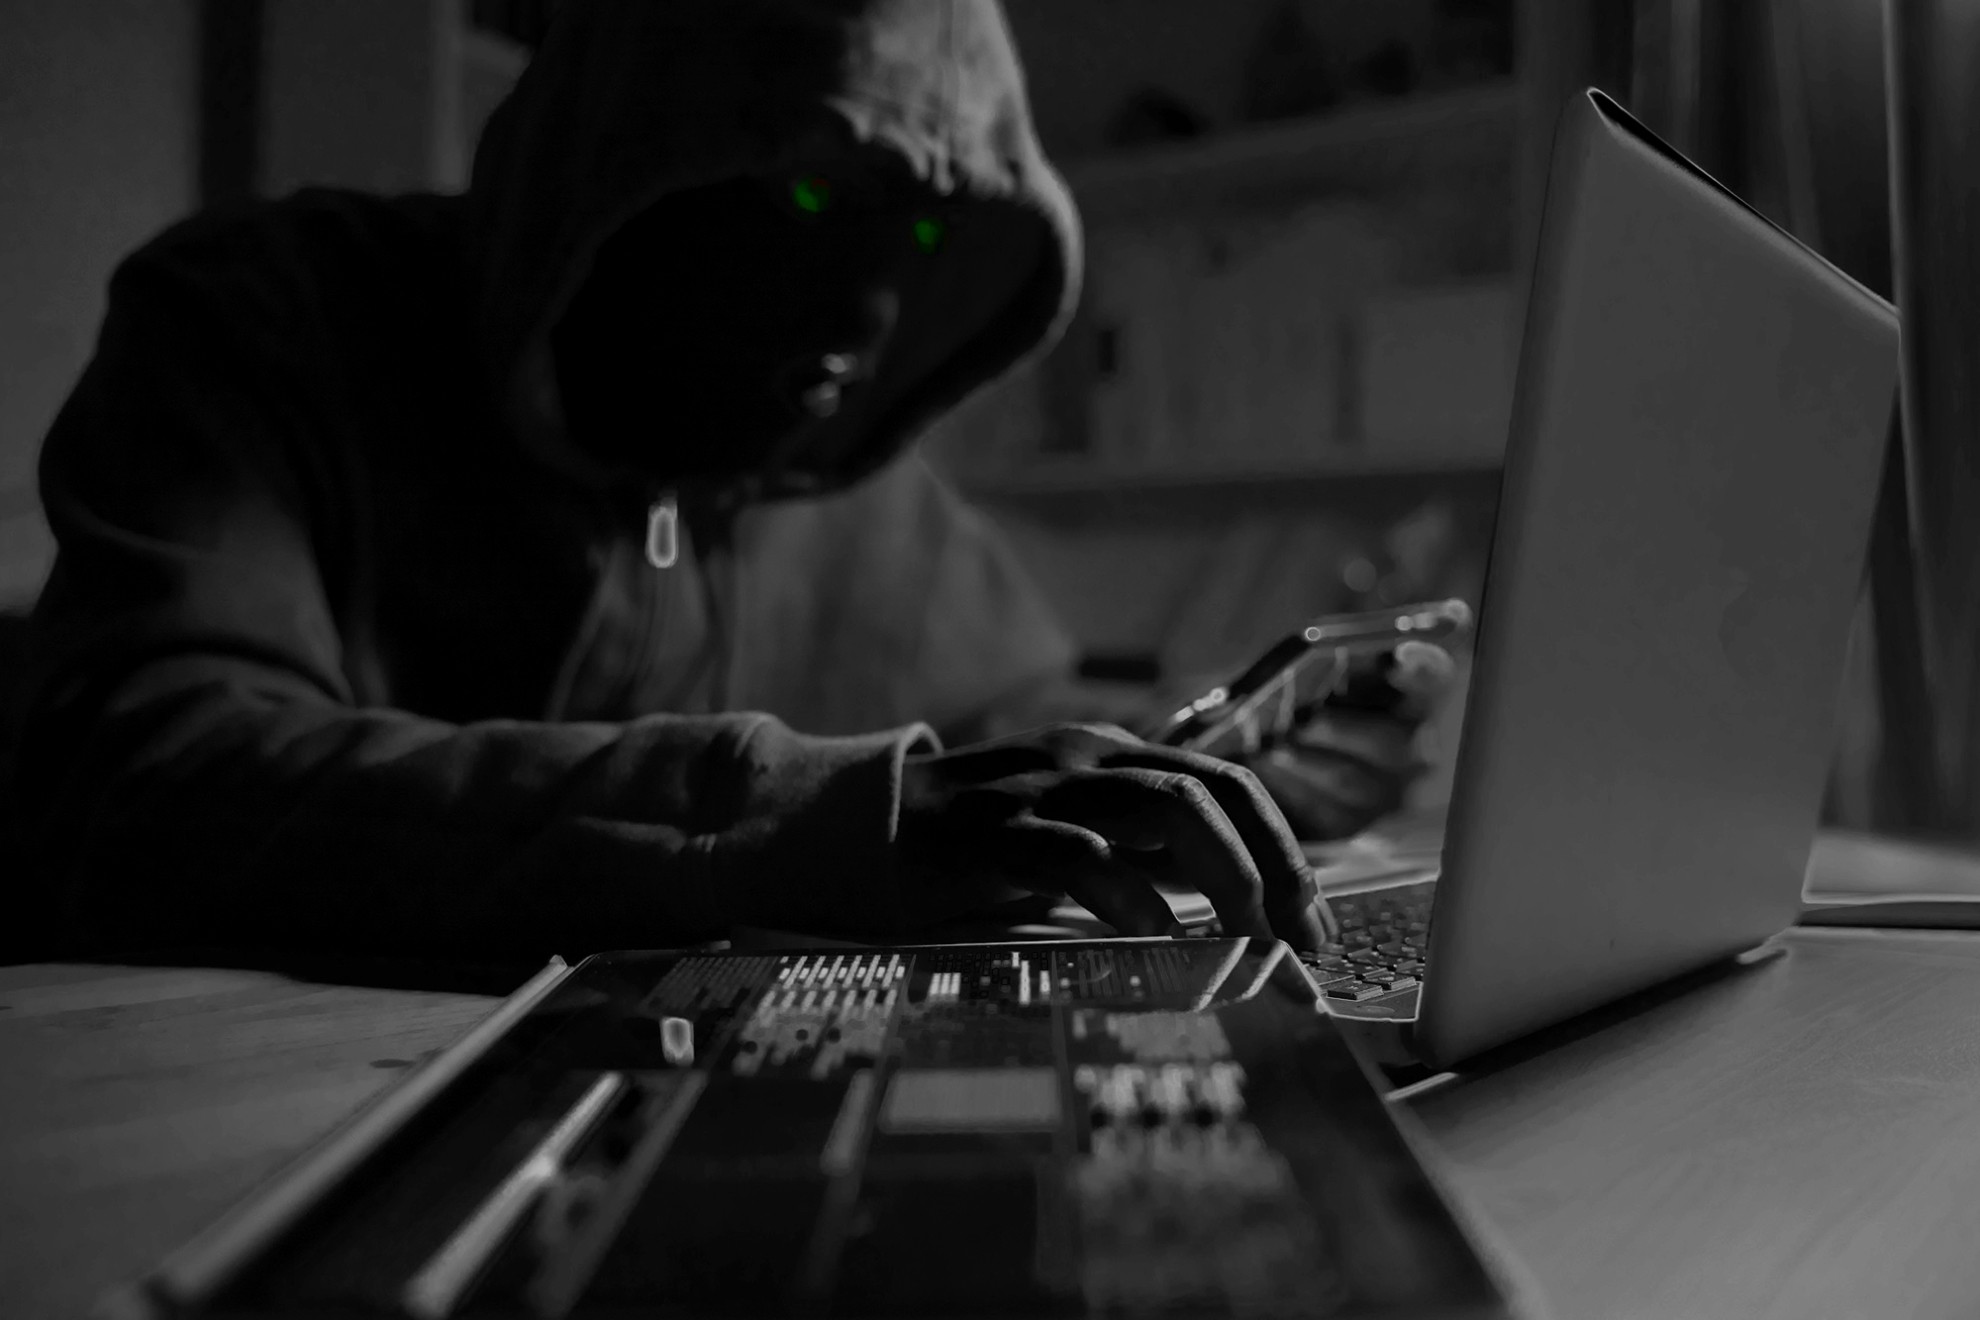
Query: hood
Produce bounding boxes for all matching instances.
[464,0,1083,500]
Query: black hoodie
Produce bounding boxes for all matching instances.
[17,0,1084,957]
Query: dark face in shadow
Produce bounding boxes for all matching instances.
[549,154,953,490]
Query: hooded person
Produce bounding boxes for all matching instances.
[13,0,1445,963]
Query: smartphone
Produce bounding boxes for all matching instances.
[1151,598,1473,755]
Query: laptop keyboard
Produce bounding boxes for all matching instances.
[1299,880,1437,1001]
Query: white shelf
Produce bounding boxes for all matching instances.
[1060,80,1519,223]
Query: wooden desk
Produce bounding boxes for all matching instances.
[7,837,1980,1320]
[0,966,494,1320]
[1410,925,1980,1320]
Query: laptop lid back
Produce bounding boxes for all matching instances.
[1414,89,1901,1069]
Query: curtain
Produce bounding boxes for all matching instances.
[1885,0,1980,839]
[1610,0,1957,837]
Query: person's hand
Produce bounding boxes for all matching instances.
[1238,640,1455,841]
[895,724,1329,951]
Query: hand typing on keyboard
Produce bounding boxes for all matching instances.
[892,723,1330,951]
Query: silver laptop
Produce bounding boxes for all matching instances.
[1290,87,1901,1072]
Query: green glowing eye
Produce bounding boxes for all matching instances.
[790,176,830,214]
[913,217,945,253]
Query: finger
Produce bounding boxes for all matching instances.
[1135,844,1336,947]
[1324,641,1456,719]
[1000,815,1178,937]
[1073,721,1144,744]
[1040,768,1277,944]
[1278,741,1418,816]
[1393,639,1457,694]
[1058,866,1180,938]
[1090,750,1322,952]
[1044,722,1145,758]
[1246,748,1402,843]
[928,723,1146,783]
[1283,711,1424,769]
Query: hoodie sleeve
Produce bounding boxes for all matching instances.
[18,241,937,961]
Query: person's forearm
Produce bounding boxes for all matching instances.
[21,655,931,958]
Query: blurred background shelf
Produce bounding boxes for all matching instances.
[957,455,1503,505]
[1063,79,1521,222]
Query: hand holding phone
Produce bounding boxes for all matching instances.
[1152,599,1472,756]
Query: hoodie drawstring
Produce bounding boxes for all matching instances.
[645,494,680,569]
[634,490,734,709]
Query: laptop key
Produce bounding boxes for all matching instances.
[1385,976,1421,991]
[1325,981,1388,1001]
[1362,970,1399,985]
[1396,960,1424,975]
[1347,950,1383,965]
